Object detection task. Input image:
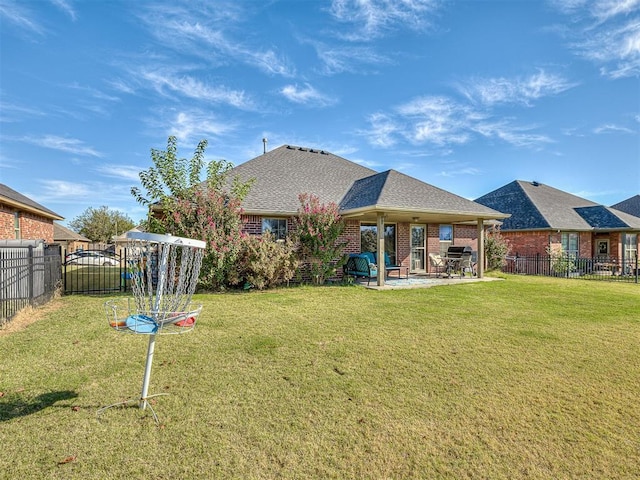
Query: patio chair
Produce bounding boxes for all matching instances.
[460,252,476,277]
[428,253,445,277]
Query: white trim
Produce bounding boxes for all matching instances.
[126,231,206,249]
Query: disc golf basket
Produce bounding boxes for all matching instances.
[98,231,206,424]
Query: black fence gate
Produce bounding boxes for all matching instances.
[63,249,128,295]
[0,240,62,325]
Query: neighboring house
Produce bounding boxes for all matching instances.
[475,180,640,264]
[53,222,90,255]
[0,183,63,242]
[611,195,640,219]
[227,145,509,284]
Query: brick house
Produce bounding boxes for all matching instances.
[475,180,640,266]
[0,183,63,242]
[227,145,508,285]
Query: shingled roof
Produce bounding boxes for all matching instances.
[229,145,507,222]
[0,183,63,220]
[611,195,640,219]
[475,180,640,231]
[54,222,90,242]
[229,145,376,214]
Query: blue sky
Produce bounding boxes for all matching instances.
[1,0,639,227]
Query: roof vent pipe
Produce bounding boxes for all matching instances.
[262,137,268,154]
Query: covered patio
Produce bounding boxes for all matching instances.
[339,170,509,287]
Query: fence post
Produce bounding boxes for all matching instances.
[28,244,34,301]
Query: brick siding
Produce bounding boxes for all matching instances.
[0,203,54,242]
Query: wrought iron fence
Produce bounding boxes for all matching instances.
[503,254,639,283]
[62,249,125,295]
[0,240,62,325]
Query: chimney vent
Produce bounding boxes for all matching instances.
[262,137,268,154]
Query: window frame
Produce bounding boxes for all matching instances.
[261,217,287,241]
[359,223,397,265]
[439,224,453,256]
[561,232,579,257]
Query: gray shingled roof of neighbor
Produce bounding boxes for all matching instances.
[0,183,63,220]
[611,194,640,218]
[475,180,640,231]
[228,145,507,222]
[53,222,90,241]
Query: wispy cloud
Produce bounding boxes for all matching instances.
[95,164,143,182]
[39,179,92,199]
[593,123,635,134]
[21,134,102,157]
[136,67,254,110]
[361,112,400,148]
[139,3,295,77]
[0,101,47,122]
[304,38,391,74]
[553,0,640,78]
[0,0,45,35]
[280,83,337,107]
[457,70,577,106]
[362,92,554,151]
[437,166,482,178]
[328,0,441,41]
[50,0,76,21]
[169,110,234,143]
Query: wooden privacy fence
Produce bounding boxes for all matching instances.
[0,240,62,325]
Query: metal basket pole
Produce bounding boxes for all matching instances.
[140,240,171,410]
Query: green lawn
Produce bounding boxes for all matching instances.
[0,276,638,479]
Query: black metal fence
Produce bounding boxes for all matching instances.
[503,254,639,283]
[62,249,125,295]
[0,241,62,325]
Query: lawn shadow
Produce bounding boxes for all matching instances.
[0,390,78,422]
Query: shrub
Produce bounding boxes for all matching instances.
[230,233,298,290]
[290,194,348,285]
[484,227,510,270]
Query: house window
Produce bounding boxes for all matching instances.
[439,224,453,256]
[624,234,638,262]
[262,218,287,240]
[561,232,579,257]
[360,223,396,264]
[14,212,20,239]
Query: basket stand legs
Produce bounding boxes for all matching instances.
[97,333,169,426]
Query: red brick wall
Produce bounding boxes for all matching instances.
[396,222,410,268]
[0,204,54,242]
[0,205,14,239]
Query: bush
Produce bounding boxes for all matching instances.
[485,227,510,270]
[230,233,299,290]
[290,194,348,285]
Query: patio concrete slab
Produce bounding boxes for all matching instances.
[358,275,502,290]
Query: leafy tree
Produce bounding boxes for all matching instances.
[484,227,510,270]
[290,193,349,284]
[69,206,135,243]
[131,135,251,233]
[131,136,253,290]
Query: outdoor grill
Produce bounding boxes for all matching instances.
[444,246,474,278]
[445,245,473,259]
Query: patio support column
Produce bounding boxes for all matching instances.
[476,219,484,278]
[377,212,386,286]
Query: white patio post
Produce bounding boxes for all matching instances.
[476,219,485,278]
[377,212,386,286]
